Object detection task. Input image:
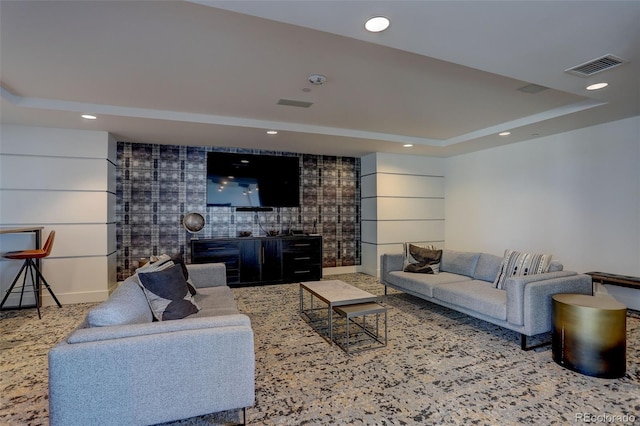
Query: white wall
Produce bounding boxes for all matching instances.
[444,116,640,308]
[361,152,445,276]
[0,125,117,306]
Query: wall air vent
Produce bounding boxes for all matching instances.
[565,54,626,77]
[277,99,313,108]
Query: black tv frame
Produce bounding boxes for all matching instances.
[206,152,300,209]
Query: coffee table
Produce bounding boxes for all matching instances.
[333,302,387,354]
[299,280,377,344]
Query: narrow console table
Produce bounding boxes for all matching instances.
[586,271,640,293]
[191,235,322,286]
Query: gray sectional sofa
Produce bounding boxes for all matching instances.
[48,263,255,426]
[381,249,592,349]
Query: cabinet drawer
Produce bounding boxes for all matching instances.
[283,265,322,282]
[281,238,322,254]
[191,240,241,284]
[282,252,321,264]
[192,241,239,256]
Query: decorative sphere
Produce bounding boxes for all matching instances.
[183,213,205,233]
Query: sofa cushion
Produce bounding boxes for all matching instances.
[473,253,503,282]
[191,286,240,317]
[187,262,227,288]
[86,279,153,327]
[433,280,507,320]
[67,314,251,344]
[404,244,442,274]
[548,261,563,272]
[440,250,481,277]
[138,265,200,321]
[494,249,553,290]
[387,271,472,298]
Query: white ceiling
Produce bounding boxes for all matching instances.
[1,0,639,158]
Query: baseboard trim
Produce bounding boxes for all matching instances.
[40,290,109,306]
[323,265,362,275]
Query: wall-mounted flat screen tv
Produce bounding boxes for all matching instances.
[206,152,300,208]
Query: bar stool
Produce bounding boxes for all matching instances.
[1,230,61,318]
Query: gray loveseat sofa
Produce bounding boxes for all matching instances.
[381,249,592,349]
[48,263,255,426]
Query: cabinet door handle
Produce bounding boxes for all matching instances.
[294,256,311,261]
[294,270,311,274]
[207,247,225,251]
[294,243,311,247]
[261,246,264,264]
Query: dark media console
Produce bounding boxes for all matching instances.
[191,235,322,286]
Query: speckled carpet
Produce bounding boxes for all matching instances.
[1,273,639,425]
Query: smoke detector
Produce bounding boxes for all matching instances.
[308,74,327,85]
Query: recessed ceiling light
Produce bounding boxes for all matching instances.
[365,16,390,33]
[81,114,97,120]
[266,130,278,135]
[403,144,413,148]
[499,131,511,136]
[586,82,608,91]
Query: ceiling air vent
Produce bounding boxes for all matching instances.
[565,54,626,77]
[277,99,313,108]
[517,84,548,94]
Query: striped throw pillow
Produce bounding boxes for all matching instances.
[494,249,552,290]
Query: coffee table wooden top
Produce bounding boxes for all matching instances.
[300,280,377,307]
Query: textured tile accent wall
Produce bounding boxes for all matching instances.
[116,142,360,280]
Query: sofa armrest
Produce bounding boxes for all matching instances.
[381,254,404,283]
[187,262,227,288]
[49,316,255,425]
[505,272,592,332]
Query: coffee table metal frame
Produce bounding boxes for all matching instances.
[299,280,377,344]
[333,302,387,354]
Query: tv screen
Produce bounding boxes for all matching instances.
[206,152,300,208]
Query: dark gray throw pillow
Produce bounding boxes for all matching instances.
[137,265,200,321]
[170,253,197,296]
[404,245,443,274]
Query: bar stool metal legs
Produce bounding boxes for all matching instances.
[1,230,61,319]
[0,258,62,319]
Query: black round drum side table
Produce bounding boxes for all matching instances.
[552,294,626,379]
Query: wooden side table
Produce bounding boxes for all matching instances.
[552,294,627,378]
